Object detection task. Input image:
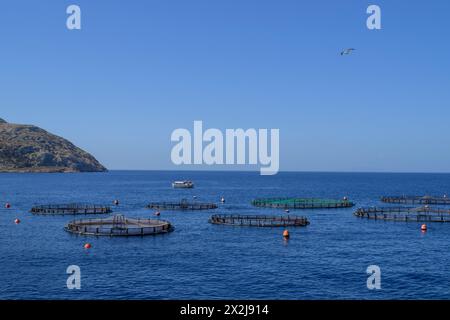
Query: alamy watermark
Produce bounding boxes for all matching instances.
[66,265,81,290]
[65,4,381,31]
[171,121,280,175]
[367,5,382,30]
[367,265,381,290]
[66,5,81,30]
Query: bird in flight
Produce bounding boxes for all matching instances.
[340,48,356,56]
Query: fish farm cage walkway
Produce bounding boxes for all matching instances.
[381,195,450,205]
[31,204,112,215]
[252,198,354,209]
[147,199,218,211]
[65,214,173,236]
[209,214,310,227]
[354,206,450,222]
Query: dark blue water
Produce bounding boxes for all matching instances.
[1,171,450,300]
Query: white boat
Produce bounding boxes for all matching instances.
[172,180,194,189]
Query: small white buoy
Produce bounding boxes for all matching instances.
[220,197,225,203]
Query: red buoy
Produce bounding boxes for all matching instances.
[5,203,11,209]
[14,218,20,224]
[84,243,92,249]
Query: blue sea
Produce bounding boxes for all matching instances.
[1,171,450,300]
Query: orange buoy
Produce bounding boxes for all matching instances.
[14,218,20,224]
[5,203,11,209]
[84,243,92,249]
[283,230,290,239]
[421,224,427,232]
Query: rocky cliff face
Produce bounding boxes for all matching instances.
[0,118,107,173]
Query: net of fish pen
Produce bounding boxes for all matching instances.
[381,195,450,205]
[251,198,354,209]
[65,214,173,236]
[209,214,310,227]
[147,199,218,211]
[354,206,450,222]
[31,203,112,215]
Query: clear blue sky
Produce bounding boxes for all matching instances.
[1,0,449,172]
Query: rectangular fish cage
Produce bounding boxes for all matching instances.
[147,199,218,211]
[381,195,450,205]
[354,206,450,222]
[30,204,112,215]
[252,198,354,209]
[209,214,310,227]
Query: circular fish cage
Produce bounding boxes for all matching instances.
[354,206,450,222]
[381,195,450,205]
[65,214,174,236]
[31,204,112,215]
[147,199,218,211]
[209,214,310,227]
[252,198,354,209]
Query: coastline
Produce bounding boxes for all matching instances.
[0,167,108,173]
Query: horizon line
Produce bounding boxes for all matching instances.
[103,169,450,175]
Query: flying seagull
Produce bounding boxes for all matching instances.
[341,48,356,56]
